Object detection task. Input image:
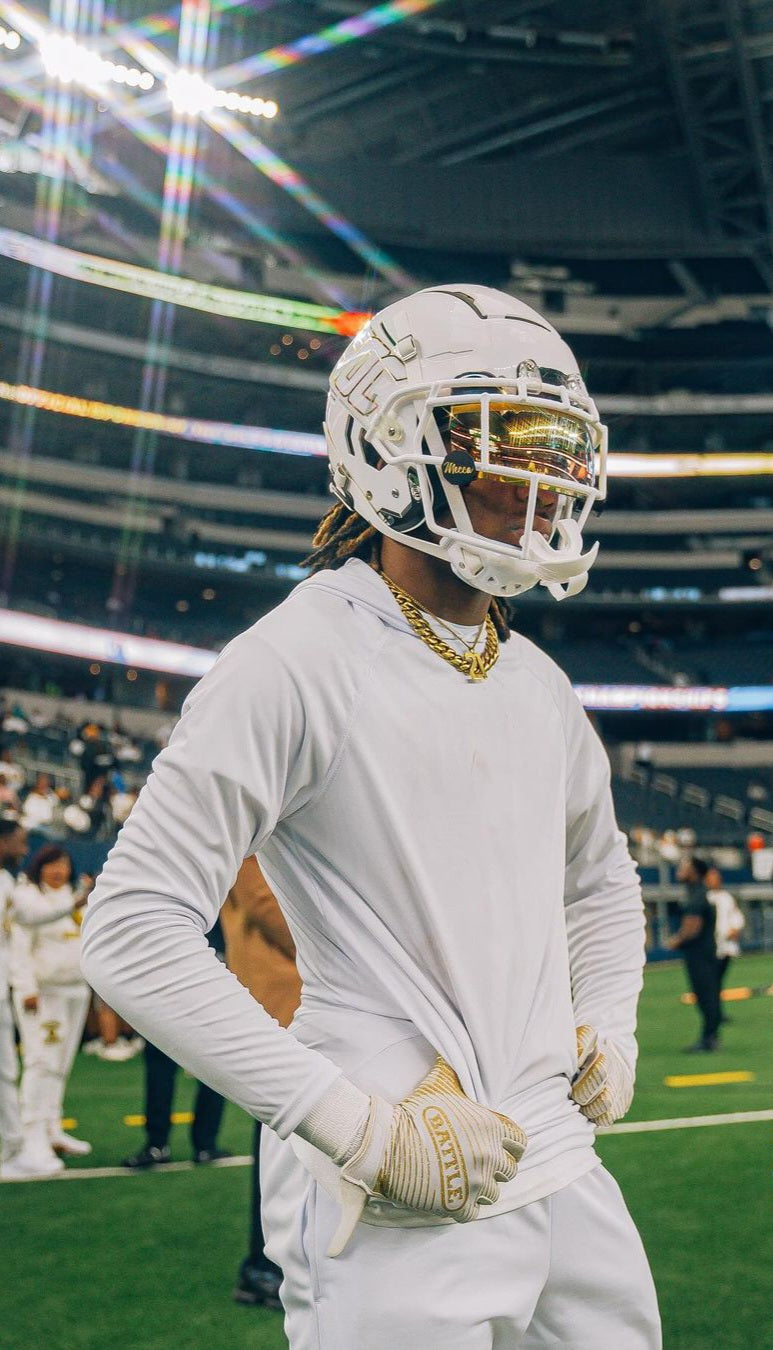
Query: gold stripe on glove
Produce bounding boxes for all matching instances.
[571,1026,634,1127]
[331,1054,528,1256]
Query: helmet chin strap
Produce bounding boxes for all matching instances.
[441,514,598,600]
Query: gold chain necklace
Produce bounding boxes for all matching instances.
[379,571,500,682]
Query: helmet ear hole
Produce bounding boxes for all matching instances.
[346,416,382,470]
[363,439,383,470]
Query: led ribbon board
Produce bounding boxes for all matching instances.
[0,381,327,455]
[0,608,215,676]
[2,379,773,477]
[2,608,773,707]
[574,685,773,713]
[0,227,368,335]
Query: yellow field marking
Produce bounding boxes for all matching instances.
[122,1111,194,1127]
[680,987,751,1004]
[61,1118,77,1129]
[665,1071,755,1088]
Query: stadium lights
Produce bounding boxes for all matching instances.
[38,32,155,89]
[4,378,773,479]
[166,67,277,118]
[8,22,277,118]
[1,3,409,293]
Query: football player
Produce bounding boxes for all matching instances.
[82,285,660,1348]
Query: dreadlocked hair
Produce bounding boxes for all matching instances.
[301,501,378,573]
[301,501,512,642]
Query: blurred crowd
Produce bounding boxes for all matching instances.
[0,694,169,843]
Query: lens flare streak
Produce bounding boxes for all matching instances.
[198,0,450,89]
[0,227,369,334]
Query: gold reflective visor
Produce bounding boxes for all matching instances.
[444,405,596,493]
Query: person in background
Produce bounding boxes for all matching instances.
[668,857,721,1052]
[121,911,231,1170]
[78,724,115,794]
[0,773,21,815]
[0,749,25,796]
[11,844,94,1171]
[705,865,745,1014]
[221,857,301,1310]
[0,819,34,1180]
[19,774,58,834]
[109,782,138,830]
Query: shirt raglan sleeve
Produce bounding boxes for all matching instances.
[79,630,344,1137]
[561,684,646,1080]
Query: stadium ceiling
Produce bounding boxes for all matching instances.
[2,0,773,320]
[3,0,773,617]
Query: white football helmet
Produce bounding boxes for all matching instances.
[325,284,607,599]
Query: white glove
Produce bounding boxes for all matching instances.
[330,1054,527,1256]
[570,1024,634,1127]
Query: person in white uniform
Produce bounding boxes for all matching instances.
[81,285,661,1349]
[0,818,31,1179]
[12,844,93,1167]
[705,865,745,1001]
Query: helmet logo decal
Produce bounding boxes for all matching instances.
[330,335,406,417]
[441,450,478,486]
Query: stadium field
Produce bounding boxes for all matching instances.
[1,954,771,1350]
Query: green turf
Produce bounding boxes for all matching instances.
[1,954,771,1350]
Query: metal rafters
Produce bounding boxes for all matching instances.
[721,0,773,250]
[390,60,665,166]
[525,100,669,160]
[285,58,434,130]
[441,82,659,166]
[653,0,773,285]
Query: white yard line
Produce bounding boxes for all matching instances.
[1,1155,252,1182]
[3,1109,772,1182]
[598,1108,773,1135]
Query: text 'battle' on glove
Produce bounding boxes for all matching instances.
[329,1054,527,1256]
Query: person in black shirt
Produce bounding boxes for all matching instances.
[667,857,721,1052]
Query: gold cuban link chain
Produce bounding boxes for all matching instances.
[379,572,499,682]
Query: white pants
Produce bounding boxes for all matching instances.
[0,992,22,1160]
[261,1140,661,1350]
[14,985,91,1131]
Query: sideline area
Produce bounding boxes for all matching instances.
[1,955,771,1350]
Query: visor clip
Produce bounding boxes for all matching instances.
[441,450,478,486]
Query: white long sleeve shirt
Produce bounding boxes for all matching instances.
[708,888,745,959]
[11,883,85,997]
[81,559,645,1212]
